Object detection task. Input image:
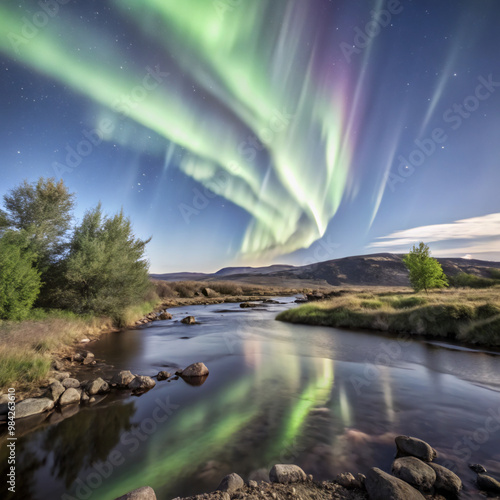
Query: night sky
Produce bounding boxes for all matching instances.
[1,0,499,273]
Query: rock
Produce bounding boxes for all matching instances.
[15,398,54,419]
[365,467,426,500]
[46,380,65,401]
[240,302,260,308]
[129,375,156,391]
[217,473,244,492]
[62,378,81,389]
[53,371,71,381]
[335,472,363,489]
[73,353,85,362]
[157,371,171,381]
[111,370,135,387]
[181,316,196,324]
[392,457,436,491]
[114,485,157,500]
[80,338,90,343]
[0,394,9,404]
[159,311,172,320]
[269,464,307,484]
[477,474,500,493]
[201,287,218,298]
[395,435,437,462]
[248,480,258,488]
[82,351,95,365]
[52,359,64,370]
[81,392,90,403]
[59,388,81,406]
[469,463,487,473]
[181,362,209,378]
[428,463,462,495]
[86,378,109,395]
[263,299,279,304]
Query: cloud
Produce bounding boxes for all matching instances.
[369,213,500,260]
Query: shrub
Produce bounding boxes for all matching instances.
[392,296,427,309]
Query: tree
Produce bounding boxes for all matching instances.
[403,242,448,293]
[0,178,75,272]
[61,204,152,316]
[0,231,42,320]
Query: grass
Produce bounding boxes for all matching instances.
[276,287,500,347]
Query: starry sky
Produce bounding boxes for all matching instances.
[1,0,499,273]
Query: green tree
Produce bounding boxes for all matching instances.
[0,231,42,320]
[403,242,448,293]
[0,178,75,272]
[61,204,152,316]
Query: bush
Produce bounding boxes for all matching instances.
[449,273,495,288]
[391,296,428,309]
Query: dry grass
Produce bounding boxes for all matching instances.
[277,287,500,347]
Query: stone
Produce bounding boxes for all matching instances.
[181,362,209,378]
[365,467,426,500]
[129,375,156,391]
[81,392,90,403]
[46,380,65,401]
[114,486,157,500]
[53,371,71,381]
[248,480,258,488]
[73,353,84,362]
[157,371,171,381]
[82,351,95,365]
[111,370,135,387]
[240,302,260,308]
[477,474,500,493]
[217,473,244,493]
[269,464,307,484]
[469,463,487,473]
[336,472,363,489]
[201,287,218,297]
[159,311,172,320]
[52,359,64,370]
[181,316,196,324]
[428,463,462,495]
[395,435,437,462]
[62,378,81,389]
[392,457,436,490]
[15,398,54,419]
[86,377,109,395]
[80,338,91,343]
[59,388,81,406]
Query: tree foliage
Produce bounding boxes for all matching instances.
[403,242,448,293]
[60,204,152,316]
[0,231,42,320]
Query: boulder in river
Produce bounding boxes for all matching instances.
[46,380,65,401]
[15,398,54,419]
[269,464,307,484]
[469,463,487,474]
[59,388,81,406]
[181,316,196,324]
[365,467,426,500]
[111,370,135,387]
[429,463,462,495]
[86,377,109,395]
[395,435,437,462]
[217,472,244,492]
[240,302,260,308]
[477,473,500,493]
[392,456,436,491]
[157,371,171,381]
[62,378,81,389]
[180,362,209,378]
[82,351,95,365]
[129,375,156,392]
[114,485,157,500]
[201,287,218,298]
[159,311,172,320]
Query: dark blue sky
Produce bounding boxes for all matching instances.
[1,0,499,272]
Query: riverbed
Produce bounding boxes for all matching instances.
[1,298,499,499]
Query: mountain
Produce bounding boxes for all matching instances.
[152,253,500,287]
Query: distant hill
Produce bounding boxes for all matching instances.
[151,253,500,287]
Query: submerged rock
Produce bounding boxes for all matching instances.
[15,398,54,419]
[365,467,426,500]
[469,463,487,474]
[269,464,307,484]
[181,316,196,324]
[392,457,436,490]
[217,473,244,493]
[157,371,171,381]
[395,435,437,462]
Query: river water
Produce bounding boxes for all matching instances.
[1,298,500,499]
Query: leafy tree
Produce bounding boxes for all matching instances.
[403,242,448,293]
[0,231,42,320]
[61,204,152,316]
[0,178,75,272]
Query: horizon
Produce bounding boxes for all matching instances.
[1,0,500,273]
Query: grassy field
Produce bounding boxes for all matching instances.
[276,287,500,347]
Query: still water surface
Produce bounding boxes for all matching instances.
[1,298,500,499]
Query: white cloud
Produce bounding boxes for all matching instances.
[369,213,500,260]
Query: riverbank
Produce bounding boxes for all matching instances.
[276,287,500,347]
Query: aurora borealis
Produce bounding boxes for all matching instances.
[1,0,500,271]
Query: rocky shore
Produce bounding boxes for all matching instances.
[115,436,500,500]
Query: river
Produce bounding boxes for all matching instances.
[1,298,500,499]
